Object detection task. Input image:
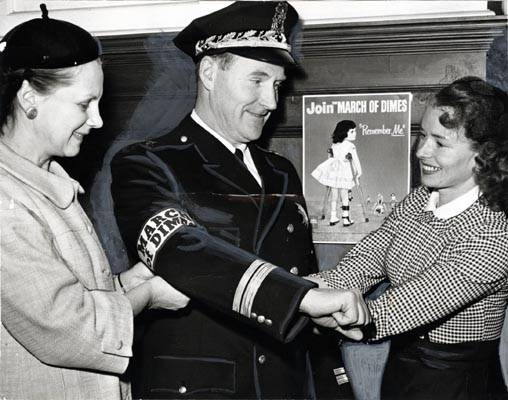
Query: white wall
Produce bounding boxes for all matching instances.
[0,1,494,38]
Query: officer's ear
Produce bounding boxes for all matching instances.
[198,55,218,91]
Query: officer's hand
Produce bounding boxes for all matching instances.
[299,288,370,329]
[148,276,190,310]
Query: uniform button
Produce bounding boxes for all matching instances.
[257,315,265,324]
[265,319,272,326]
[178,386,187,394]
[180,135,188,143]
[251,312,257,319]
[286,223,294,233]
[116,340,123,350]
[258,355,266,364]
[419,335,425,340]
[290,267,299,275]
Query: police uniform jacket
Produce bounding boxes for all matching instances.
[111,115,318,399]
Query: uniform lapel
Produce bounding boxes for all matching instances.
[249,144,289,253]
[186,118,262,197]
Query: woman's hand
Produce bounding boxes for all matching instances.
[147,276,190,311]
[124,275,189,315]
[118,261,153,291]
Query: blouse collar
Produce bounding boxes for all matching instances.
[424,186,480,219]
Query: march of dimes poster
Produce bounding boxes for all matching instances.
[303,93,412,243]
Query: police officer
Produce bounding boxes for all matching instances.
[111,2,368,398]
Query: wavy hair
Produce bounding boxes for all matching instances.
[434,76,508,215]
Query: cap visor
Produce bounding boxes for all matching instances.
[227,47,296,67]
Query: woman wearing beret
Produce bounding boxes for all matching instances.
[309,77,508,399]
[0,6,188,400]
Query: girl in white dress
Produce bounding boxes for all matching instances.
[311,120,362,226]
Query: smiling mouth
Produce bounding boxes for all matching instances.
[421,163,441,173]
[247,110,269,119]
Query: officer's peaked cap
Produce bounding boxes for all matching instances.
[173,1,299,66]
[0,4,100,70]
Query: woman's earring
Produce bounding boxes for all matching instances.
[26,107,38,120]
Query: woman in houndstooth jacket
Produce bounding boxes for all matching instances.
[309,77,508,400]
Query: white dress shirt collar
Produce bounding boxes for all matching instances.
[191,110,237,153]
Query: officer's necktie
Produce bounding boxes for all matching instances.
[234,148,245,164]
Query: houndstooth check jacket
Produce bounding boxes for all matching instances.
[316,186,508,344]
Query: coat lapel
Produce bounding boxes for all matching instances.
[249,144,289,253]
[181,117,290,252]
[185,117,261,201]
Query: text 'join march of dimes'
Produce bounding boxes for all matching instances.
[305,99,408,115]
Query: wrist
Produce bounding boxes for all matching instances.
[124,281,152,316]
[299,288,316,314]
[117,272,127,293]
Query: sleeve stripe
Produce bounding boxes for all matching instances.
[233,260,264,314]
[232,259,276,317]
[136,208,196,269]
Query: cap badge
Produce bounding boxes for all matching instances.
[271,2,288,36]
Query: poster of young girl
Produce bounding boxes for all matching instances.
[303,93,412,243]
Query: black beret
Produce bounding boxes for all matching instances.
[173,1,298,66]
[0,4,100,70]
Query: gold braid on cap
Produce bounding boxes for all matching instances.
[195,30,290,56]
[195,2,291,57]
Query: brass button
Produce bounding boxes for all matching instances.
[251,312,257,319]
[178,386,187,394]
[258,355,266,364]
[180,136,188,143]
[257,315,266,324]
[265,319,272,326]
[290,267,299,275]
[287,223,294,233]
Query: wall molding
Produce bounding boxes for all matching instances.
[300,16,507,58]
[100,15,507,56]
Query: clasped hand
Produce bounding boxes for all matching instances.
[299,287,371,340]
